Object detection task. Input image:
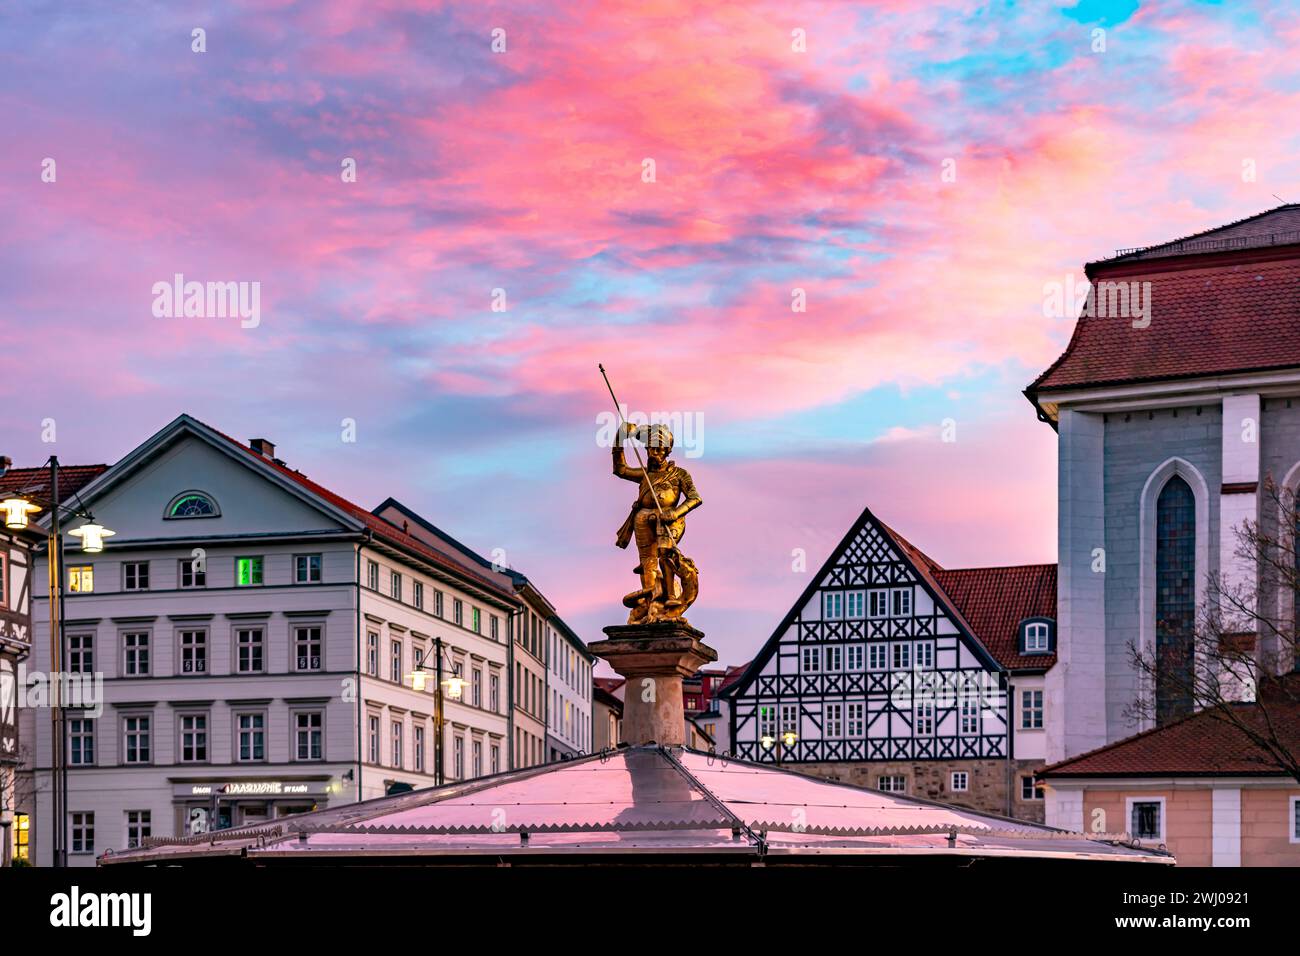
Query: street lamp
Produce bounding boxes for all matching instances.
[0,456,115,867]
[405,636,463,785]
[761,728,798,766]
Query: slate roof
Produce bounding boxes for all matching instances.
[100,746,1170,866]
[1039,702,1300,779]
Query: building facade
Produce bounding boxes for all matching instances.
[593,677,623,751]
[546,616,592,759]
[1026,205,1300,831]
[721,506,1056,821]
[23,415,519,866]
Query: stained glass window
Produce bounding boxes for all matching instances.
[168,493,217,518]
[1155,476,1195,724]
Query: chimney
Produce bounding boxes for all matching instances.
[249,438,276,459]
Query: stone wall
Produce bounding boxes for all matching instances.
[789,758,1047,823]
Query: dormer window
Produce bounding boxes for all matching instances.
[1019,617,1055,655]
[165,491,219,519]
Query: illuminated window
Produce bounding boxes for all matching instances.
[236,556,263,587]
[166,492,217,518]
[68,565,93,593]
[14,813,29,861]
[473,607,481,633]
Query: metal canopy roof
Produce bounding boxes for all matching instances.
[101,746,1173,866]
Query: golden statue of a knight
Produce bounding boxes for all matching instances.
[611,421,702,624]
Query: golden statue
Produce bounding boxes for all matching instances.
[612,421,702,624]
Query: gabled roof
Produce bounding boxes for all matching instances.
[101,745,1169,866]
[1027,207,1300,408]
[61,414,518,604]
[1040,702,1300,779]
[934,564,1057,672]
[721,506,1009,701]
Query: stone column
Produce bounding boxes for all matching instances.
[588,621,717,746]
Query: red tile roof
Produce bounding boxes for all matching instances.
[0,464,109,501]
[1040,702,1300,778]
[934,565,1057,672]
[1029,207,1300,397]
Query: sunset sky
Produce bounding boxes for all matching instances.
[3,0,1299,666]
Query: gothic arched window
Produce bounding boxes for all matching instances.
[1155,476,1195,724]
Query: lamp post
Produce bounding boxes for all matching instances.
[760,728,798,767]
[2,456,114,867]
[406,636,463,786]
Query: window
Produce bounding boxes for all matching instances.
[758,705,776,738]
[491,743,500,774]
[472,668,482,708]
[435,590,444,618]
[823,592,843,620]
[13,813,28,862]
[296,712,323,761]
[1023,621,1051,653]
[390,639,402,682]
[237,713,265,762]
[68,565,93,593]
[473,739,483,777]
[179,557,206,588]
[0,553,5,608]
[1127,797,1162,840]
[453,599,463,626]
[71,813,94,854]
[454,736,464,779]
[122,632,149,676]
[69,718,95,765]
[490,674,500,713]
[294,554,322,584]
[801,646,821,673]
[914,700,934,736]
[846,590,865,618]
[368,715,379,763]
[126,811,151,849]
[868,643,887,671]
[877,775,906,793]
[167,492,217,518]
[847,644,864,670]
[891,642,911,670]
[180,714,207,762]
[472,607,481,633]
[413,581,424,610]
[891,588,912,617]
[950,772,969,792]
[367,560,379,590]
[294,626,322,671]
[490,615,499,641]
[390,570,402,601]
[123,561,150,591]
[914,641,934,670]
[868,590,888,618]
[1021,689,1044,730]
[1022,775,1045,802]
[414,726,425,772]
[236,556,263,587]
[960,688,980,735]
[824,703,843,738]
[67,634,93,674]
[1290,796,1300,843]
[123,715,151,764]
[1155,476,1196,724]
[179,630,207,674]
[367,631,379,676]
[780,702,798,732]
[236,628,264,673]
[824,645,842,671]
[846,702,864,737]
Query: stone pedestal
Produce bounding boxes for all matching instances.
[588,621,717,746]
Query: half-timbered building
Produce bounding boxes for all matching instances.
[720,505,1056,821]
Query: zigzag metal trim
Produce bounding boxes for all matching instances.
[137,824,284,849]
[318,818,736,836]
[750,821,1144,844]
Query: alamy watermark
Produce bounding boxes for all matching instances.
[152,273,261,328]
[1042,275,1151,328]
[596,404,704,458]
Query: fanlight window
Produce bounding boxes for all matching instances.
[166,492,219,519]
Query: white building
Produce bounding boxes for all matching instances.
[25,414,519,866]
[546,616,593,759]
